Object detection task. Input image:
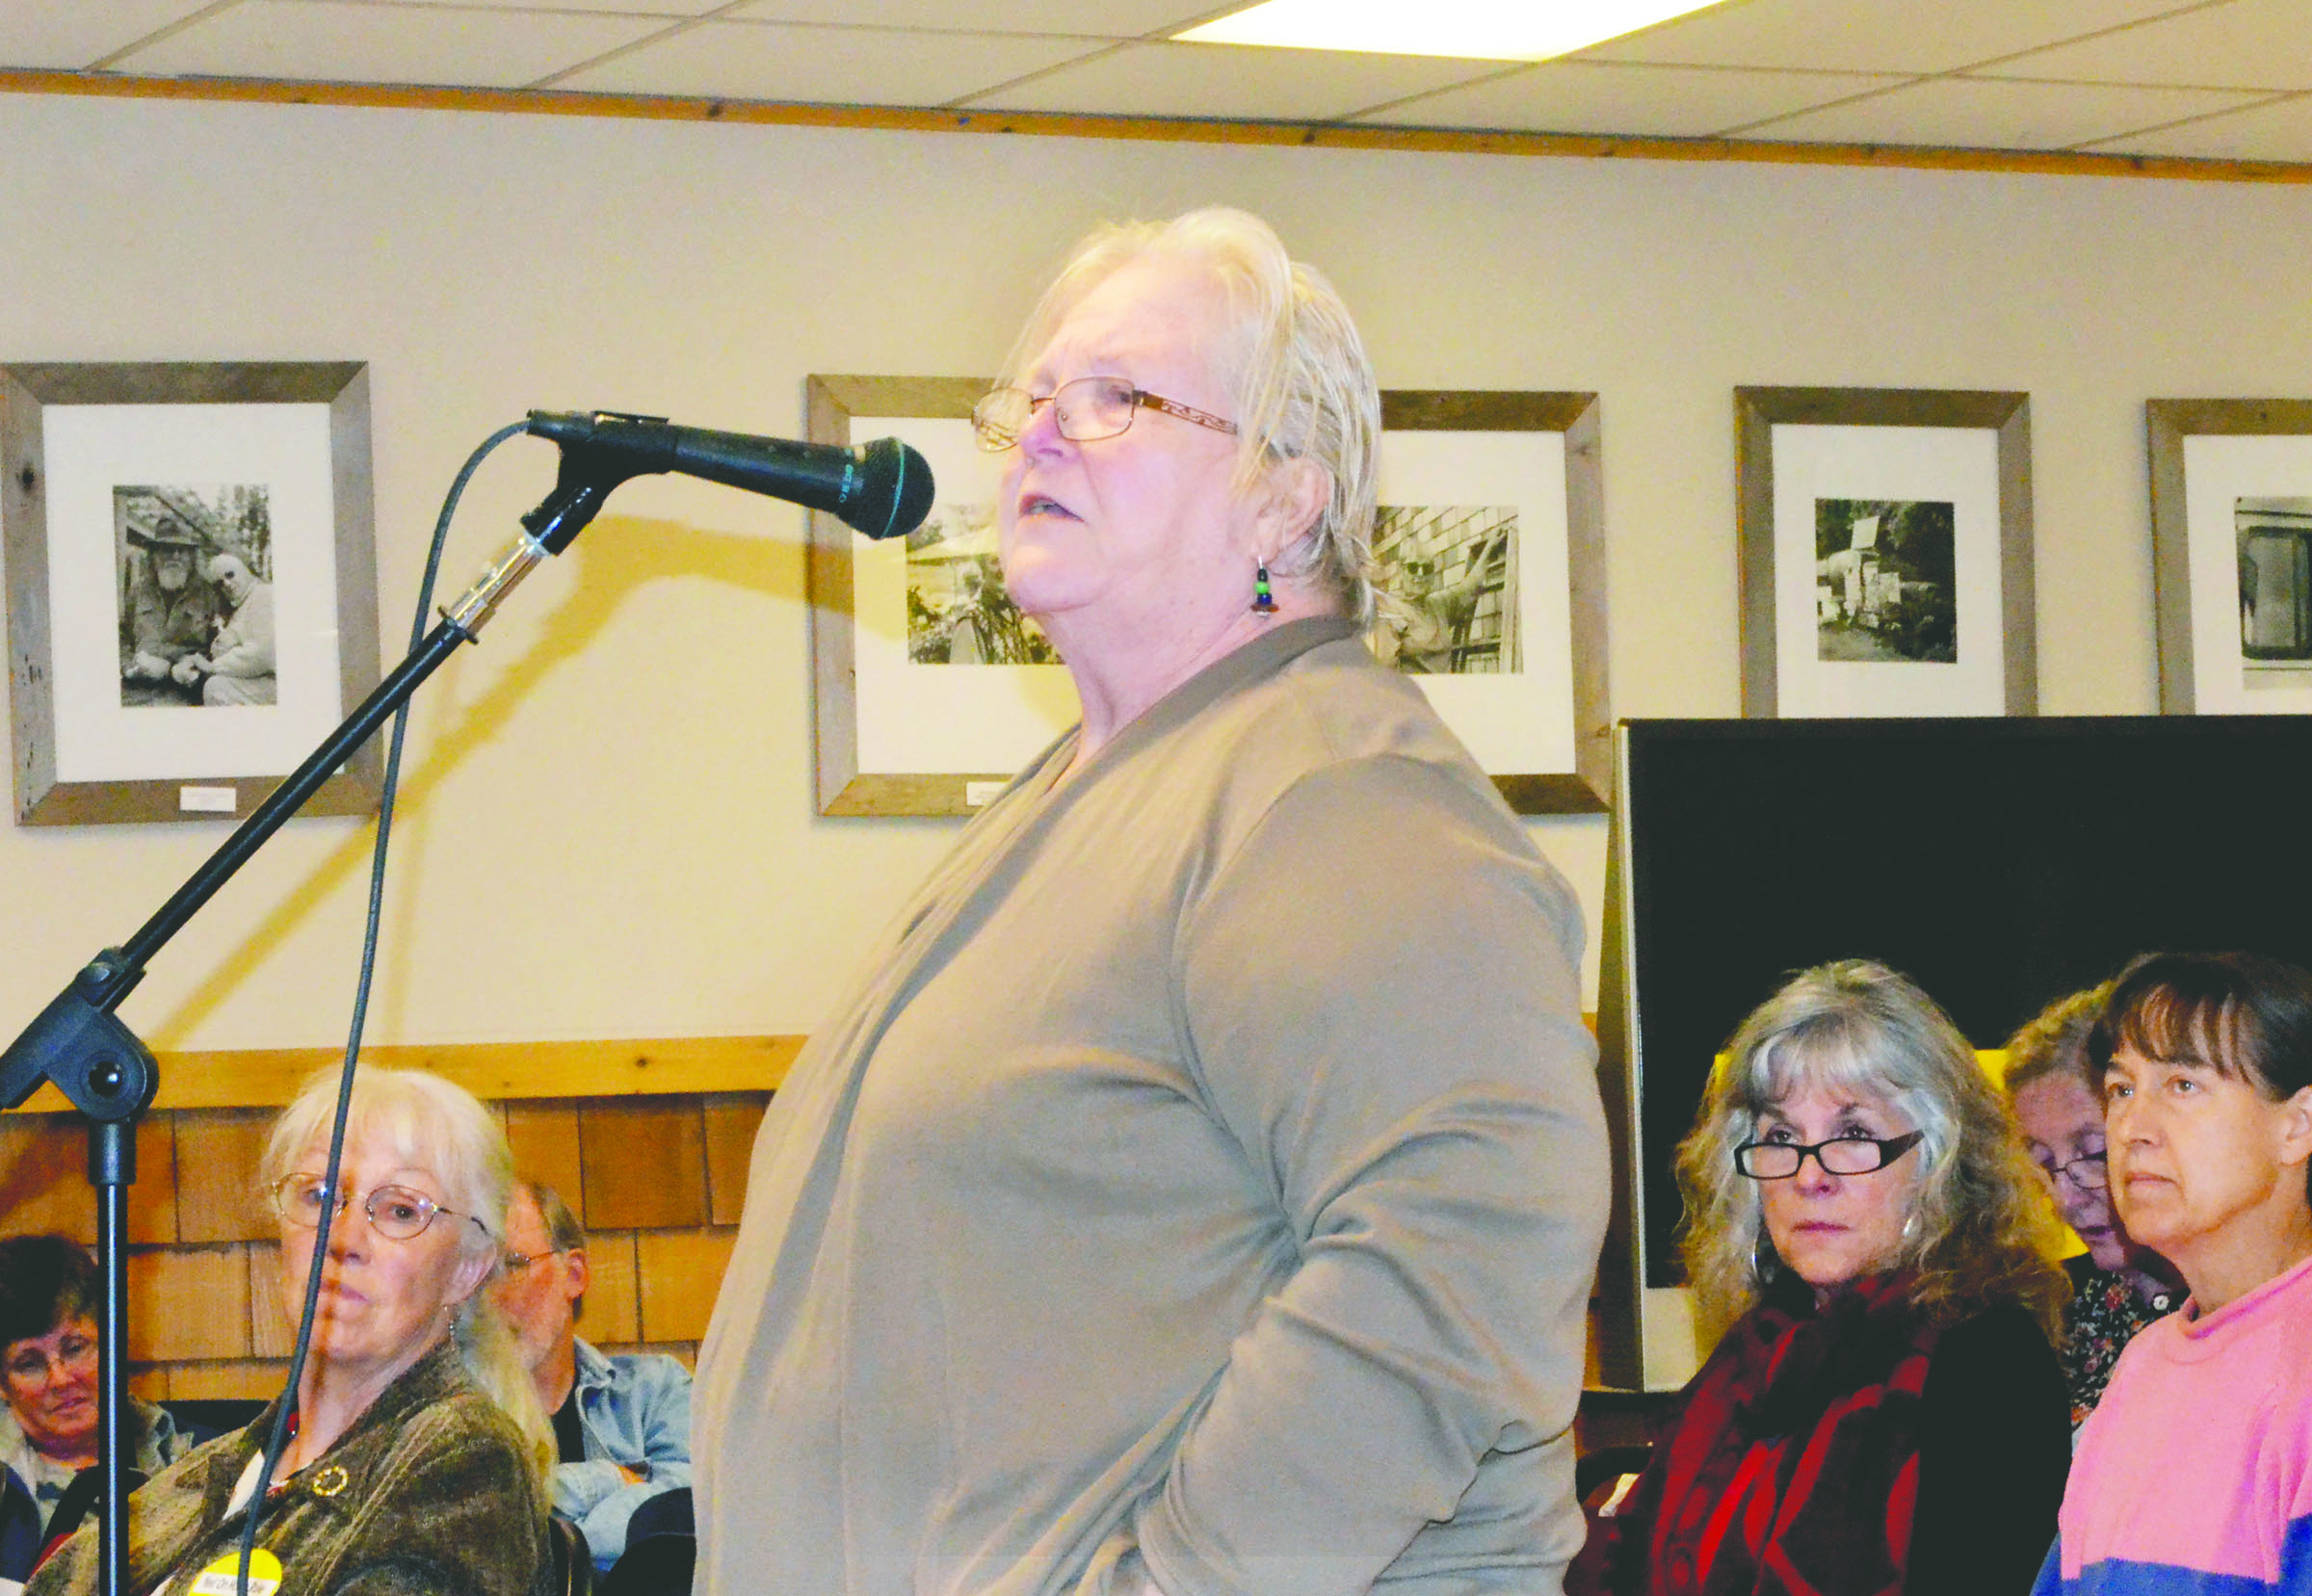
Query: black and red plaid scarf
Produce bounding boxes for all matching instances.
[1611,1272,1943,1596]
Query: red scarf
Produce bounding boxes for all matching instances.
[1608,1273,1943,1596]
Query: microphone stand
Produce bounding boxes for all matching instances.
[0,448,627,1596]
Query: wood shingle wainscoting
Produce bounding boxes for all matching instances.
[0,1036,796,1398]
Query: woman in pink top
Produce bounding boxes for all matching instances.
[2036,951,2312,1596]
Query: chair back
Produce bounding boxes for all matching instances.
[548,1513,593,1596]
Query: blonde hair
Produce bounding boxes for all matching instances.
[2003,982,2113,1098]
[997,207,1381,621]
[262,1066,552,1488]
[1676,960,2067,1341]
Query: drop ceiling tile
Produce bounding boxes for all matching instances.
[962,39,1511,121]
[1745,73,2266,148]
[422,0,730,13]
[1977,0,2312,92]
[553,19,1102,104]
[1357,60,1898,137]
[108,1,672,88]
[0,0,225,68]
[726,0,1224,38]
[2076,90,2312,161]
[1579,0,2204,76]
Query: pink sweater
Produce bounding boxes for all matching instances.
[2035,1250,2312,1596]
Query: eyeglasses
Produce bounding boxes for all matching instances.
[271,1173,486,1243]
[2036,1151,2109,1192]
[3,1333,96,1388]
[970,376,1238,453]
[1735,1129,1926,1181]
[501,1247,569,1274]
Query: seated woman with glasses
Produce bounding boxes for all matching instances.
[2036,952,2312,1596]
[0,1236,187,1574]
[29,1066,552,1596]
[2004,984,2183,1430]
[1583,960,2071,1596]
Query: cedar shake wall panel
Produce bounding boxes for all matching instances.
[0,1113,176,1243]
[173,1109,273,1243]
[701,1094,769,1227]
[580,1229,640,1347]
[129,1246,249,1362]
[636,1228,735,1343]
[166,1360,290,1402]
[505,1102,584,1218]
[249,1243,296,1359]
[579,1100,705,1230]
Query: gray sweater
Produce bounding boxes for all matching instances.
[695,617,1611,1596]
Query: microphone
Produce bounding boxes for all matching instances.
[526,410,934,541]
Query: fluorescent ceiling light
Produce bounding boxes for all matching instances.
[1175,0,1736,62]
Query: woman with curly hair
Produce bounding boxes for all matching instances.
[1588,960,2071,1596]
[2004,982,2183,1428]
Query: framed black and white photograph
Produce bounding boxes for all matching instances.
[1736,386,2035,719]
[2,361,382,824]
[806,378,1609,817]
[2146,398,2312,715]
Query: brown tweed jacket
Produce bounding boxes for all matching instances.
[28,1341,549,1596]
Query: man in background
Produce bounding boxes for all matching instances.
[118,521,218,705]
[171,551,275,706]
[491,1179,692,1573]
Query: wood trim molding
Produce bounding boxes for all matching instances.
[5,69,2310,187]
[5,1034,802,1113]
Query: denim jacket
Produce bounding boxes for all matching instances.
[559,1340,691,1569]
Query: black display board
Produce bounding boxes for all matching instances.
[1618,716,2312,1293]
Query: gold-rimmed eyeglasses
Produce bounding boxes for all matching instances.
[271,1173,486,1243]
[970,376,1238,453]
[500,1247,570,1274]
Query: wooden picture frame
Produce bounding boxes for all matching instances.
[2146,397,2312,715]
[804,377,1610,817]
[1736,386,2035,719]
[2,361,382,825]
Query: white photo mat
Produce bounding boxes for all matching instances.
[1769,423,2004,718]
[44,403,344,781]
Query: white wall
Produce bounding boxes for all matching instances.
[4,91,2309,1054]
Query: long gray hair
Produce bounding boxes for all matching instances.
[1676,960,2066,1338]
[262,1066,552,1487]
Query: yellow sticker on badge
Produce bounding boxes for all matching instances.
[187,1549,283,1596]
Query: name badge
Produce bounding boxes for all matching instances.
[187,1549,284,1596]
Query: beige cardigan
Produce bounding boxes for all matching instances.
[695,617,1611,1596]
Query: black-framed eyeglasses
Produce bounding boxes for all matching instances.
[1735,1130,1926,1181]
[271,1173,486,1243]
[2036,1151,2109,1192]
[970,376,1238,452]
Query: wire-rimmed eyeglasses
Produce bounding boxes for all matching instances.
[2036,1150,2109,1192]
[271,1173,486,1243]
[1734,1129,1926,1181]
[501,1246,571,1274]
[970,376,1238,453]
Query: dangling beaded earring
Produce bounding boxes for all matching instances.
[1251,560,1276,615]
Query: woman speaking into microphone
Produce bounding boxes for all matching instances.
[694,207,1611,1596]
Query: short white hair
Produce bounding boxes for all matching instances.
[999,207,1381,622]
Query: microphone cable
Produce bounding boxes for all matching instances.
[234,419,531,1596]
